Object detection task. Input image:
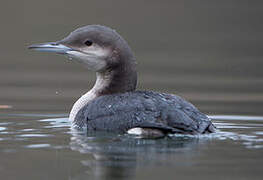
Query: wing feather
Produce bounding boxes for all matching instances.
[83,91,214,134]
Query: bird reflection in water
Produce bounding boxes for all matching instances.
[70,131,203,180]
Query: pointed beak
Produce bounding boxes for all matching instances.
[28,42,73,54]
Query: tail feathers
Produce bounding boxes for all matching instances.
[205,123,216,133]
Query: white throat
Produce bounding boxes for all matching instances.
[67,48,108,71]
[69,72,111,124]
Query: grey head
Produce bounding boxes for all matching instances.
[29,25,137,94]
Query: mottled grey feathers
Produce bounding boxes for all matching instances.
[75,91,215,135]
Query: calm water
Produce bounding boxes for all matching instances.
[1,1,263,180]
[0,114,263,180]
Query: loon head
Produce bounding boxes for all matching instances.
[29,25,136,72]
[29,25,137,95]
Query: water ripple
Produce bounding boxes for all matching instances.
[209,115,263,121]
[1,114,263,151]
[39,118,70,128]
[16,134,53,137]
[25,144,51,148]
[0,127,6,131]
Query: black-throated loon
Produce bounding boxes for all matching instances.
[29,25,215,137]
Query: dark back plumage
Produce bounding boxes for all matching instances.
[74,91,215,134]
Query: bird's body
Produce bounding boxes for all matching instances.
[74,91,214,135]
[29,25,215,137]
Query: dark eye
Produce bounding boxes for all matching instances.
[84,40,93,46]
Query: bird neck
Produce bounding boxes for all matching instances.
[69,57,137,124]
[94,63,137,95]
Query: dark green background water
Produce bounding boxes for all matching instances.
[0,1,263,180]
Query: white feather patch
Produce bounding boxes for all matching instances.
[127,128,144,135]
[67,50,107,71]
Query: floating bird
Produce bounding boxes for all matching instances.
[29,25,215,137]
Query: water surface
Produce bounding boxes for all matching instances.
[0,114,263,180]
